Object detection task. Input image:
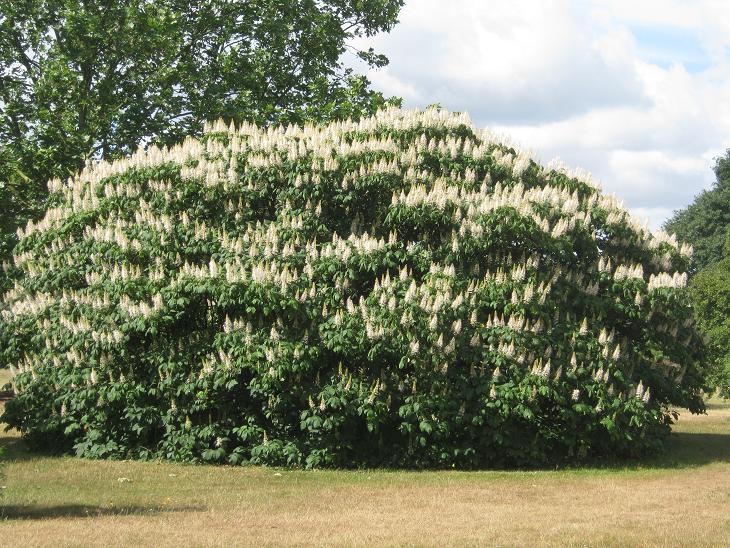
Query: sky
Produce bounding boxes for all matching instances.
[350,0,730,229]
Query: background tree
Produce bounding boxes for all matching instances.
[0,0,404,288]
[664,149,730,272]
[688,226,730,398]
[664,151,730,398]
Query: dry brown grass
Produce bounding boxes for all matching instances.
[1,383,728,547]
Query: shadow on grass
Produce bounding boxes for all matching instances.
[647,431,730,468]
[571,430,730,473]
[0,436,36,462]
[0,503,206,520]
[1,414,728,475]
[0,436,43,462]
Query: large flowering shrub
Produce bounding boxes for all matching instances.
[1,108,705,468]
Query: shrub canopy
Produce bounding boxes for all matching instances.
[1,108,706,467]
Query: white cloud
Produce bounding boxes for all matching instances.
[351,0,730,229]
[361,0,646,124]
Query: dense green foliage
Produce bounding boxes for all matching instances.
[1,108,706,468]
[689,232,730,398]
[0,147,47,294]
[0,0,404,284]
[664,150,730,272]
[664,150,730,397]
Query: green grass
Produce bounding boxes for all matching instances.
[1,370,729,546]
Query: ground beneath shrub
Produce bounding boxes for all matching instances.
[1,375,728,546]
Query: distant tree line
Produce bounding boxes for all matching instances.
[665,150,730,397]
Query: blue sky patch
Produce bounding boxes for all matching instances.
[628,24,711,73]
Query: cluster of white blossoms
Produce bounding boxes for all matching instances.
[613,264,645,282]
[647,271,689,291]
[2,106,702,433]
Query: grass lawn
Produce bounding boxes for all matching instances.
[1,367,728,547]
